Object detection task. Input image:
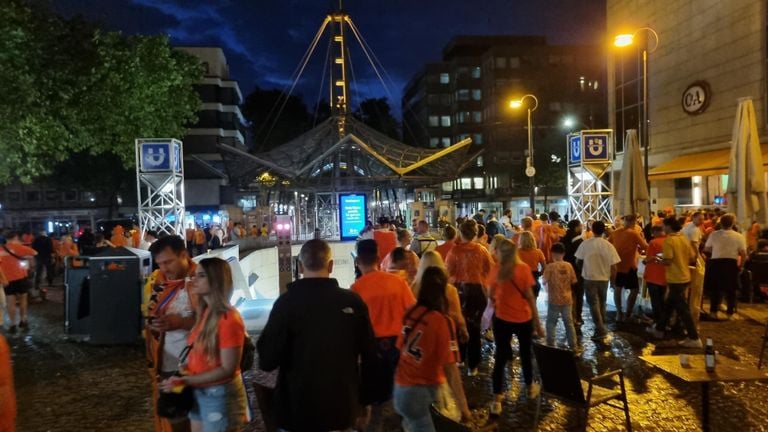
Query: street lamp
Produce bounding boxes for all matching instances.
[562,116,591,131]
[613,27,659,192]
[510,94,539,215]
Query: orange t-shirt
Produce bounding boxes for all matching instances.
[518,248,546,273]
[492,263,536,323]
[0,243,37,282]
[610,228,648,273]
[434,240,456,261]
[373,230,398,264]
[194,230,206,245]
[395,306,459,386]
[59,242,78,257]
[644,236,667,286]
[351,270,416,338]
[186,308,245,387]
[445,241,493,285]
[0,335,15,431]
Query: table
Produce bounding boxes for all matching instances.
[640,355,768,432]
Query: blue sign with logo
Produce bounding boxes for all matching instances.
[582,133,610,161]
[568,134,581,164]
[140,142,172,172]
[339,193,367,241]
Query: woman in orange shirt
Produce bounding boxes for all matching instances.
[412,251,468,343]
[488,239,544,415]
[517,231,546,297]
[160,258,249,431]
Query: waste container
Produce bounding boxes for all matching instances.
[64,247,151,345]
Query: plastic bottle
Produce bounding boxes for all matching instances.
[705,337,716,373]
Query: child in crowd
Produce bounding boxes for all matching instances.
[542,243,579,352]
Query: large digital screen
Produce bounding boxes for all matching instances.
[339,193,367,241]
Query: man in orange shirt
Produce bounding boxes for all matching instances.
[0,232,37,333]
[609,215,648,322]
[434,225,457,260]
[351,240,415,408]
[643,225,667,323]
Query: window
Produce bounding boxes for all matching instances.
[427,95,439,105]
[473,177,484,189]
[440,116,451,127]
[441,137,452,147]
[429,115,439,127]
[460,178,472,190]
[26,191,40,202]
[456,66,469,79]
[8,191,20,202]
[457,111,470,124]
[471,66,481,78]
[442,181,453,192]
[615,46,642,154]
[440,94,451,106]
[473,133,483,144]
[472,111,482,123]
[471,89,482,101]
[64,190,77,201]
[509,57,521,68]
[476,156,484,167]
[45,190,60,201]
[456,89,470,101]
[429,137,440,148]
[439,73,450,84]
[495,57,507,69]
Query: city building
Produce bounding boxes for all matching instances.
[607,0,768,211]
[402,36,606,220]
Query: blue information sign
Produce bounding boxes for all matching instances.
[569,134,582,164]
[140,142,172,172]
[582,133,610,161]
[339,193,367,241]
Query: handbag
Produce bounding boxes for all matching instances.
[156,345,194,418]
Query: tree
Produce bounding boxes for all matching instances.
[243,88,313,152]
[354,97,400,140]
[0,0,201,184]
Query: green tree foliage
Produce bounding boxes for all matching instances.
[354,97,400,140]
[0,0,201,184]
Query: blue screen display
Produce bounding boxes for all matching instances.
[339,194,367,240]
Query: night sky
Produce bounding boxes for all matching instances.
[53,0,606,114]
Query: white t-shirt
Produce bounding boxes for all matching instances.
[574,237,621,281]
[705,229,747,260]
[161,288,194,372]
[682,222,703,245]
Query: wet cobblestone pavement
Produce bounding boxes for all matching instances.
[8,282,768,431]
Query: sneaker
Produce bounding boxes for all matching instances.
[467,368,479,377]
[8,325,17,334]
[528,382,541,399]
[679,338,703,348]
[18,320,28,329]
[490,401,503,416]
[645,326,664,339]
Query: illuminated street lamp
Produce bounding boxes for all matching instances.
[562,116,590,131]
[510,94,539,214]
[613,27,659,191]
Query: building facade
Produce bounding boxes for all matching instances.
[607,0,768,211]
[403,36,606,220]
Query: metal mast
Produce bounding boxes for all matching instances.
[329,4,350,138]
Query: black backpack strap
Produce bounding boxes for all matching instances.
[402,306,432,346]
[2,244,25,261]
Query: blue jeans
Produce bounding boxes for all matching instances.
[584,280,609,337]
[546,303,577,349]
[189,376,249,432]
[393,384,438,432]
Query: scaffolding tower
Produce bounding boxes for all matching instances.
[135,138,186,237]
[567,130,614,222]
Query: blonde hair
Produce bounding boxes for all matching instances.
[518,231,537,250]
[489,234,507,256]
[412,250,446,297]
[496,239,522,281]
[195,258,234,362]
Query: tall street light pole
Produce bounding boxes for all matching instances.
[614,27,659,194]
[510,94,539,215]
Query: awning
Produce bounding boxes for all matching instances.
[649,144,768,181]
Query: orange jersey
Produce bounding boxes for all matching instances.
[351,271,415,338]
[610,228,648,273]
[0,243,36,282]
[0,335,16,431]
[186,308,245,386]
[492,263,536,323]
[445,240,493,285]
[517,248,546,273]
[644,236,667,286]
[59,242,78,257]
[434,239,456,261]
[395,306,459,386]
[373,230,398,264]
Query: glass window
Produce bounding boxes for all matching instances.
[440,94,451,106]
[441,137,452,147]
[429,137,440,148]
[64,190,77,201]
[471,89,482,101]
[439,73,450,84]
[429,115,439,127]
[8,191,20,202]
[45,190,59,201]
[477,156,484,167]
[457,89,470,101]
[495,57,507,69]
[472,111,482,123]
[473,177,484,189]
[471,66,481,78]
[26,191,40,202]
[460,178,472,190]
[427,95,439,105]
[473,133,483,144]
[442,181,453,192]
[440,116,451,127]
[458,112,470,124]
[509,57,521,68]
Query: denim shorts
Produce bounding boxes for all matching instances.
[189,376,249,431]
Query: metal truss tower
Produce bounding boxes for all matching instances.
[135,139,186,237]
[567,130,614,223]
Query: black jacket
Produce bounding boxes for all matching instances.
[562,229,583,274]
[257,278,376,432]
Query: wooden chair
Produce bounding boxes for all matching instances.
[533,343,632,431]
